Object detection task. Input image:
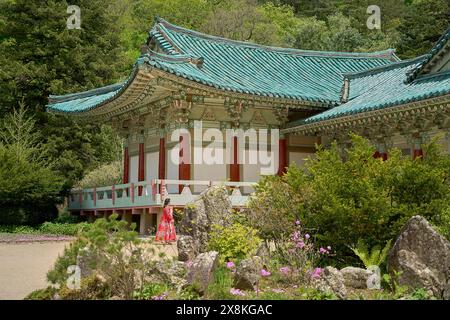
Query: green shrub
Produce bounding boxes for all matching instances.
[24,287,58,300]
[39,222,91,236]
[208,223,261,262]
[47,238,87,285]
[351,239,392,270]
[133,283,170,300]
[75,161,122,189]
[248,135,450,266]
[205,266,234,300]
[58,276,111,300]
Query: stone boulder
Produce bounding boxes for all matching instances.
[340,267,374,289]
[312,266,347,299]
[233,256,263,291]
[177,235,197,262]
[186,251,219,294]
[179,186,233,254]
[388,215,450,299]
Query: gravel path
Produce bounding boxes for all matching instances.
[0,241,71,300]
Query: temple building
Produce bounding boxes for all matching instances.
[47,19,450,234]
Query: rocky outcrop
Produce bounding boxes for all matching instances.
[312,266,347,299]
[179,186,232,254]
[388,215,450,299]
[340,267,374,289]
[177,235,197,262]
[233,256,263,291]
[186,251,219,294]
[76,247,96,278]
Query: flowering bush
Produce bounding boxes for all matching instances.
[271,220,332,284]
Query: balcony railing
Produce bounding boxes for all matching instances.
[68,179,257,211]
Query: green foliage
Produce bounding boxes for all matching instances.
[351,239,392,269]
[78,213,149,299]
[0,107,64,225]
[382,271,409,298]
[205,266,234,300]
[248,135,450,265]
[39,222,91,236]
[58,276,111,300]
[208,223,261,262]
[133,283,170,300]
[47,238,87,285]
[75,161,123,189]
[24,287,58,300]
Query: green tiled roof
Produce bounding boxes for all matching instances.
[293,56,450,125]
[406,27,450,83]
[47,18,398,113]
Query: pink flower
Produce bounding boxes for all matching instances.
[292,231,300,241]
[311,267,322,279]
[296,241,305,249]
[272,288,285,293]
[295,220,301,225]
[226,261,235,269]
[319,247,328,254]
[279,267,291,275]
[185,261,193,268]
[261,269,271,277]
[230,288,246,296]
[305,234,310,240]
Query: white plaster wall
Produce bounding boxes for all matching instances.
[129,155,139,183]
[166,146,179,194]
[145,151,159,181]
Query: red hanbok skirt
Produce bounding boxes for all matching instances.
[155,207,176,242]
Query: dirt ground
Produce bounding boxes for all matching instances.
[0,239,178,300]
[0,241,70,300]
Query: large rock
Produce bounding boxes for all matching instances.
[340,267,374,289]
[233,256,263,291]
[312,266,347,299]
[179,186,233,254]
[186,251,219,294]
[388,215,450,299]
[177,235,197,262]
[147,260,189,293]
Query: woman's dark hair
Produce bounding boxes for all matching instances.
[163,198,170,207]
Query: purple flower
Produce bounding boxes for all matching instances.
[230,288,246,296]
[292,231,300,241]
[279,267,291,275]
[151,291,169,300]
[311,267,322,279]
[226,261,235,269]
[305,234,310,240]
[261,269,271,277]
[185,261,193,268]
[295,219,301,225]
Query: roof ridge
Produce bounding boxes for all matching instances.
[48,82,124,103]
[344,55,427,80]
[154,18,399,61]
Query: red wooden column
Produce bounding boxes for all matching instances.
[123,146,129,184]
[138,142,145,196]
[178,132,191,193]
[158,136,166,194]
[277,137,287,176]
[230,136,240,182]
[413,141,423,159]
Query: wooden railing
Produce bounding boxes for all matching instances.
[68,179,256,211]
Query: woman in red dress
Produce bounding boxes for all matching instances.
[155,198,176,243]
